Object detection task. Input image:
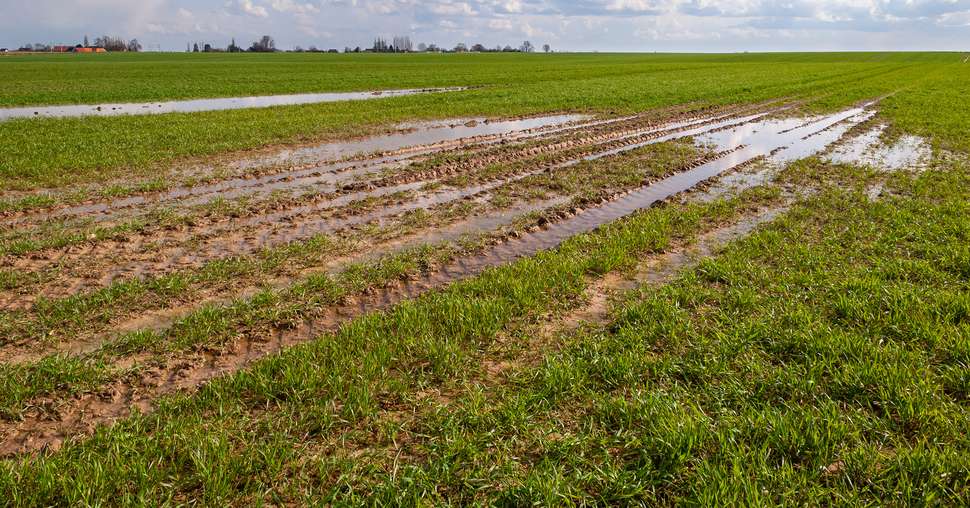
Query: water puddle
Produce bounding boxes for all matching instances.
[0,87,466,121]
[231,114,590,169]
[277,105,873,293]
[5,114,590,225]
[826,124,930,170]
[696,109,875,164]
[471,105,871,269]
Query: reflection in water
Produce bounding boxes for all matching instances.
[233,114,590,169]
[10,113,589,224]
[0,87,467,121]
[827,124,929,170]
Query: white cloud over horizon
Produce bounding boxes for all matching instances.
[1,0,969,51]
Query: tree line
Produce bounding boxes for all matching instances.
[369,36,548,53]
[185,35,551,54]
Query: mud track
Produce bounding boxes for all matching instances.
[0,103,778,308]
[0,102,881,455]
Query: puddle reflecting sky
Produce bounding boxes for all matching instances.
[827,125,930,170]
[0,87,466,121]
[232,114,589,169]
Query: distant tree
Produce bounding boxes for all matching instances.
[127,39,142,52]
[204,43,213,52]
[83,35,89,47]
[392,36,413,52]
[93,36,126,51]
[193,42,200,52]
[248,35,276,52]
[454,42,467,53]
[427,43,439,52]
[520,40,534,53]
[22,43,51,51]
[228,38,243,53]
[417,42,427,52]
[502,45,515,52]
[542,43,551,53]
[293,45,304,52]
[354,46,362,53]
[471,43,486,52]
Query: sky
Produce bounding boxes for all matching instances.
[2,0,970,52]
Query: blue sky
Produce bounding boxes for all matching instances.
[3,0,970,52]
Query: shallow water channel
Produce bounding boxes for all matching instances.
[0,87,466,121]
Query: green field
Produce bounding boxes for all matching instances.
[0,53,968,504]
[0,52,965,193]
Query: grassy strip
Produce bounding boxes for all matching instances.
[0,55,935,191]
[308,160,970,504]
[0,185,770,504]
[0,242,456,420]
[4,52,949,107]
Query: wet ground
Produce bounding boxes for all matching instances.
[0,87,466,121]
[826,123,930,170]
[0,100,928,455]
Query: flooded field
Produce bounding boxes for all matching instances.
[0,98,928,458]
[0,87,466,120]
[1,50,968,505]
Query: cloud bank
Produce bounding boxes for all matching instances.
[3,0,969,51]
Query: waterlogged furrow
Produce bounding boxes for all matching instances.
[0,114,593,226]
[0,104,877,456]
[0,107,778,307]
[0,101,774,229]
[0,87,469,121]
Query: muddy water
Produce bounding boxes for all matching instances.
[0,87,467,121]
[696,107,874,164]
[3,114,590,226]
[291,106,877,325]
[413,106,874,282]
[234,114,591,169]
[827,125,930,170]
[0,106,817,296]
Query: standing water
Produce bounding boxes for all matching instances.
[0,87,467,121]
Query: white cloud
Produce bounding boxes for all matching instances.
[271,0,321,14]
[428,2,477,15]
[4,0,970,51]
[237,0,269,17]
